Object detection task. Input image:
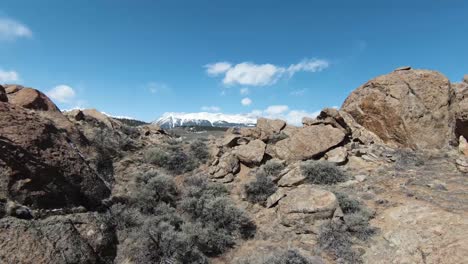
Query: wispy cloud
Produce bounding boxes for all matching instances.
[241,97,252,106]
[240,87,249,95]
[0,69,19,82]
[46,85,76,103]
[205,58,329,87]
[0,18,32,41]
[201,105,221,112]
[147,82,170,94]
[290,88,306,96]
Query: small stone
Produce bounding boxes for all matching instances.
[266,188,287,208]
[277,167,306,187]
[355,175,367,182]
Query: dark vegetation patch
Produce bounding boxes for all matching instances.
[301,161,348,185]
[318,192,376,263]
[111,171,255,263]
[236,249,324,264]
[244,160,284,205]
[144,138,211,175]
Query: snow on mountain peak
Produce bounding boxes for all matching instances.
[155,112,257,128]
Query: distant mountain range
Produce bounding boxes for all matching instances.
[155,112,257,129]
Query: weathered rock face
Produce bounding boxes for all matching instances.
[0,85,7,102]
[235,139,266,165]
[0,102,110,209]
[8,87,60,112]
[209,153,240,179]
[0,213,116,264]
[364,203,468,264]
[342,69,455,149]
[277,186,338,233]
[256,118,286,135]
[275,125,345,161]
[452,77,468,141]
[324,146,348,165]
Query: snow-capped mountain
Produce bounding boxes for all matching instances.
[155,112,257,129]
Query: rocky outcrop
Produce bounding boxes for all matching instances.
[277,186,338,233]
[0,213,116,264]
[209,153,240,179]
[235,139,266,165]
[275,125,345,161]
[364,202,468,264]
[324,146,348,165]
[342,68,455,149]
[8,87,60,112]
[256,118,286,138]
[0,102,110,209]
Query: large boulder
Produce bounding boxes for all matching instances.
[277,186,338,233]
[8,87,60,112]
[275,125,345,161]
[0,102,110,209]
[0,213,116,264]
[256,118,286,135]
[363,203,468,264]
[0,85,7,102]
[342,69,455,149]
[235,139,266,165]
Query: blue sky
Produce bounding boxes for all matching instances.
[1,0,467,123]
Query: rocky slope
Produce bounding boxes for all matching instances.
[0,67,467,264]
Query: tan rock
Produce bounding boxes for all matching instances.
[209,153,240,178]
[235,139,266,165]
[277,186,338,233]
[277,167,305,187]
[325,146,348,165]
[256,118,286,134]
[265,188,288,208]
[364,203,468,264]
[275,125,345,161]
[9,88,60,112]
[342,69,455,149]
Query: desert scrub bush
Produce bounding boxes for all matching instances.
[318,222,362,264]
[190,139,210,163]
[144,147,169,166]
[244,171,278,205]
[235,249,323,264]
[180,175,256,251]
[144,146,197,174]
[318,192,376,263]
[132,171,178,211]
[261,159,285,178]
[300,161,347,185]
[394,148,424,169]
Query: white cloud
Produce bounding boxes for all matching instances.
[241,97,252,106]
[0,18,32,41]
[249,105,320,126]
[201,106,221,112]
[290,89,307,96]
[0,69,19,82]
[264,105,289,115]
[205,62,232,76]
[147,82,170,94]
[46,85,76,103]
[206,58,329,87]
[240,87,249,95]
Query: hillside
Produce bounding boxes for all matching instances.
[0,68,467,263]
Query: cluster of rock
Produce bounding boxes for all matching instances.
[0,84,168,263]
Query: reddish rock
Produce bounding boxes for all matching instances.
[9,88,60,112]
